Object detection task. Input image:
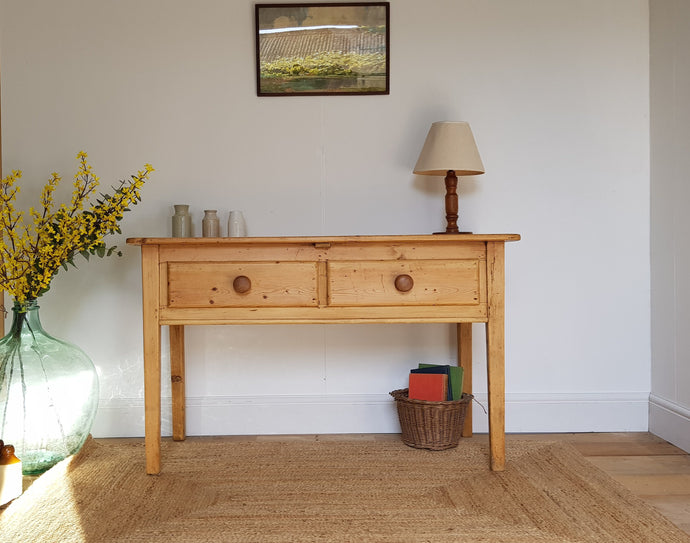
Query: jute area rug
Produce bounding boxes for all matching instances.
[1,436,688,542]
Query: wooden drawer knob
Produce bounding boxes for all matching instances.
[233,275,251,294]
[394,274,414,292]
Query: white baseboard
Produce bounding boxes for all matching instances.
[649,394,690,453]
[91,391,649,438]
[499,391,649,433]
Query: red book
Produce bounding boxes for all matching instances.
[408,373,448,401]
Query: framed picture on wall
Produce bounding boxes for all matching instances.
[255,2,390,96]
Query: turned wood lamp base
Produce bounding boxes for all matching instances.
[433,170,472,235]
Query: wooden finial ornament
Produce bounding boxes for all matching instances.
[0,443,21,465]
[0,439,23,505]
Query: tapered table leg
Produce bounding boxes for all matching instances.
[141,245,161,475]
[457,323,473,437]
[170,325,186,441]
[486,242,506,472]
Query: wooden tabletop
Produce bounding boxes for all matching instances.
[126,234,521,245]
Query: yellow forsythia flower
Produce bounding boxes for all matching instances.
[0,152,154,302]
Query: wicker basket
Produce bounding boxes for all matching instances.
[389,388,473,450]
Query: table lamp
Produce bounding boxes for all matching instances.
[413,121,485,234]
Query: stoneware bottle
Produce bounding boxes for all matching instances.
[228,210,247,237]
[172,204,192,237]
[202,209,220,237]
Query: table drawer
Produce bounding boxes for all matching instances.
[167,262,319,307]
[327,260,481,306]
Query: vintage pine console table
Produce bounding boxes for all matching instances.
[127,234,520,474]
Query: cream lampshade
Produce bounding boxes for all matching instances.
[413,121,485,234]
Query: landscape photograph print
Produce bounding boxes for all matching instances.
[255,2,390,96]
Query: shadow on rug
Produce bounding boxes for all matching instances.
[1,437,688,542]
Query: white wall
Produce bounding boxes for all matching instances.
[650,0,690,452]
[0,0,651,437]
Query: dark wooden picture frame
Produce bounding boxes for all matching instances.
[255,2,390,96]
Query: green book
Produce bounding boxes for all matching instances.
[418,364,464,401]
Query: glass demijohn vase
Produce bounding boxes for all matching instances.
[0,300,99,474]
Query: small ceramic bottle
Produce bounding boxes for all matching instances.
[228,210,247,237]
[0,440,22,506]
[202,210,220,237]
[172,205,192,237]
